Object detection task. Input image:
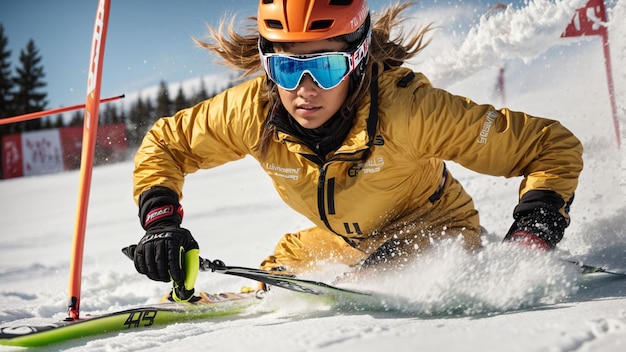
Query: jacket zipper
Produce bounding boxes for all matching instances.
[317,164,342,235]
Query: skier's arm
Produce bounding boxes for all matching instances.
[410,85,583,247]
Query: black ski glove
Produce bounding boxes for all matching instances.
[134,186,199,301]
[503,190,569,250]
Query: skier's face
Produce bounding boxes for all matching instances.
[274,40,350,129]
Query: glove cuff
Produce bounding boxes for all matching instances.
[505,231,553,251]
[503,190,570,248]
[513,190,565,216]
[139,186,184,230]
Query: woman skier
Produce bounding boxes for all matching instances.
[131,0,583,301]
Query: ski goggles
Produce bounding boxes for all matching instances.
[260,35,369,90]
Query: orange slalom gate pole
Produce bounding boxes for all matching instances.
[0,94,124,125]
[67,0,111,320]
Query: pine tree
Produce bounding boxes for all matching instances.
[127,95,143,146]
[155,80,172,119]
[101,103,121,125]
[0,23,15,149]
[174,84,188,112]
[41,116,53,129]
[145,98,155,129]
[127,94,155,148]
[193,77,209,105]
[53,113,65,128]
[118,106,127,128]
[0,24,13,120]
[69,110,83,127]
[12,39,47,132]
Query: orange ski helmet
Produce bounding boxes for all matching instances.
[258,0,370,43]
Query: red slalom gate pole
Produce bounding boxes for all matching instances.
[67,0,111,320]
[0,94,124,125]
[601,31,620,148]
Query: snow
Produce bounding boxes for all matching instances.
[1,0,626,351]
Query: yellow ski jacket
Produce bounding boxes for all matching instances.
[134,66,583,244]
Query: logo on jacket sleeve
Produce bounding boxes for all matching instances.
[476,110,499,144]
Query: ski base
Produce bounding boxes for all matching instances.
[0,291,260,347]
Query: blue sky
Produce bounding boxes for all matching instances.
[0,0,524,111]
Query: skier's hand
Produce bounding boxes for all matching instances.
[134,187,199,302]
[134,226,199,300]
[503,204,567,251]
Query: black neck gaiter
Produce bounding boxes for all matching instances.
[269,103,353,159]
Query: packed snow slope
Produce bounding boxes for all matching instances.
[1,0,625,351]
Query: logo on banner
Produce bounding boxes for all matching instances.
[561,0,607,38]
[22,130,64,176]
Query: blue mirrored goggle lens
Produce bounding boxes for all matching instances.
[267,54,349,90]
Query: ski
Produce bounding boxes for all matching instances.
[4,252,622,348]
[0,291,260,347]
[564,260,626,276]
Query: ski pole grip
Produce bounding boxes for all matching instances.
[183,248,200,290]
